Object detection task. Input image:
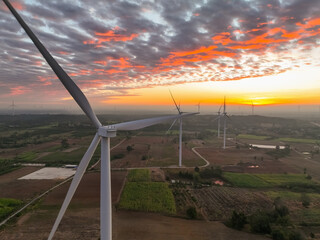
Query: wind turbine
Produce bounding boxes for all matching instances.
[3,1,195,239]
[214,105,222,138]
[9,100,16,116]
[222,96,230,149]
[251,100,254,115]
[167,91,198,167]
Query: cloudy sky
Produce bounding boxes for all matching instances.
[1,0,320,113]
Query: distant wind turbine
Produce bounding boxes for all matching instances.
[251,100,254,115]
[214,105,223,138]
[167,90,198,167]
[10,100,16,116]
[3,1,195,239]
[222,96,230,149]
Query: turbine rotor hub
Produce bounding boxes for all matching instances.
[98,126,117,137]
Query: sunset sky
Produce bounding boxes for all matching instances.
[1,0,320,114]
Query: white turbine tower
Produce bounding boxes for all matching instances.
[167,91,198,167]
[3,1,196,239]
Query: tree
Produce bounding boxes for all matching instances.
[186,206,197,219]
[227,210,247,230]
[126,145,133,152]
[61,138,69,149]
[249,211,271,234]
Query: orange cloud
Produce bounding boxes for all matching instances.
[1,1,25,11]
[83,30,139,45]
[10,86,30,95]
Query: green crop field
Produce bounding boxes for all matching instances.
[265,191,320,201]
[257,174,314,185]
[237,134,270,140]
[223,172,271,188]
[118,182,176,215]
[277,137,317,144]
[295,208,320,226]
[16,151,37,162]
[127,169,150,182]
[0,198,23,222]
[223,173,317,189]
[37,147,88,165]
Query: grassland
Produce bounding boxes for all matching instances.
[118,169,176,214]
[0,198,23,222]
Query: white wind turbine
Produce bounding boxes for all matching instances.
[251,100,255,115]
[213,105,223,138]
[222,96,230,149]
[10,100,16,116]
[167,91,198,167]
[3,1,195,239]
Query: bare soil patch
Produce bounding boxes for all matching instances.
[0,167,58,201]
[0,208,270,240]
[0,167,40,184]
[43,170,127,207]
[196,147,299,174]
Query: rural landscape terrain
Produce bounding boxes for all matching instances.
[0,113,320,240]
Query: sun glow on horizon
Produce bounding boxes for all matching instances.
[99,66,320,107]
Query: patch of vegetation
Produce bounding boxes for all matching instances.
[224,173,318,190]
[237,134,270,140]
[266,191,320,201]
[223,172,272,188]
[278,137,317,144]
[0,159,20,175]
[226,210,247,230]
[199,166,222,179]
[16,151,37,162]
[111,153,125,160]
[186,206,197,219]
[266,145,290,159]
[0,198,23,222]
[298,208,320,226]
[37,147,87,165]
[118,182,176,215]
[127,169,150,182]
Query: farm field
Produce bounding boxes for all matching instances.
[192,186,273,221]
[223,172,318,188]
[118,169,176,215]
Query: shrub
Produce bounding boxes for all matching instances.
[272,229,285,240]
[301,193,310,208]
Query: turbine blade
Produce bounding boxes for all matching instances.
[169,90,181,114]
[166,118,178,134]
[3,0,101,129]
[213,116,220,122]
[48,133,101,240]
[111,112,197,131]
